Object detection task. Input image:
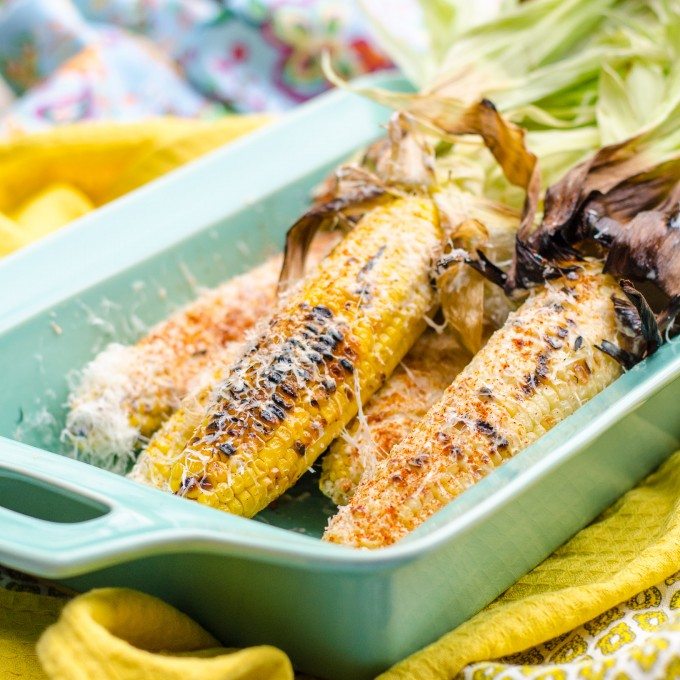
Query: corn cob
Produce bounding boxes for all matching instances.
[324,266,624,548]
[319,328,470,505]
[62,236,336,473]
[154,197,443,517]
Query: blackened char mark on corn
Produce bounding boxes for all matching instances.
[191,303,358,475]
[521,352,550,396]
[354,246,387,303]
[176,473,215,495]
[545,335,563,350]
[475,419,509,451]
[358,246,387,277]
[218,443,236,456]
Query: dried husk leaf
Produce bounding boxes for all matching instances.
[278,178,390,294]
[505,151,680,366]
[524,154,680,298]
[278,113,435,293]
[522,136,671,257]
[619,279,662,354]
[439,263,486,354]
[436,219,488,353]
[433,190,519,348]
[601,182,680,297]
[500,98,680,290]
[364,112,437,187]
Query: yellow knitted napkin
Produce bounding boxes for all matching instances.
[0,115,271,257]
[36,589,292,680]
[0,587,63,679]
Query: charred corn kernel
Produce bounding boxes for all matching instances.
[319,328,470,505]
[164,197,443,517]
[62,237,335,473]
[324,266,624,548]
[128,342,243,490]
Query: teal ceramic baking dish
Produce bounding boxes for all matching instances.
[1,74,680,680]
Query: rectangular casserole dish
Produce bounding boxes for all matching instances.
[1,74,680,680]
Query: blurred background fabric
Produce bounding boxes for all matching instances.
[0,0,398,136]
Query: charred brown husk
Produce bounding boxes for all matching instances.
[464,137,680,369]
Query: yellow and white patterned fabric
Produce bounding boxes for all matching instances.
[463,577,680,679]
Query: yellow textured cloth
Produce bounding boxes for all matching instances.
[0,588,63,679]
[35,589,293,680]
[0,115,271,257]
[381,450,680,679]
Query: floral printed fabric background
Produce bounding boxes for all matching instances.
[0,0,401,135]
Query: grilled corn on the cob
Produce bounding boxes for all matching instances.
[144,197,443,517]
[62,238,334,473]
[324,266,624,548]
[319,328,470,505]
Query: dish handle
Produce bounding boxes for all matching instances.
[0,437,310,578]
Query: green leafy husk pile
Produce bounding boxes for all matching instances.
[283,0,679,359]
